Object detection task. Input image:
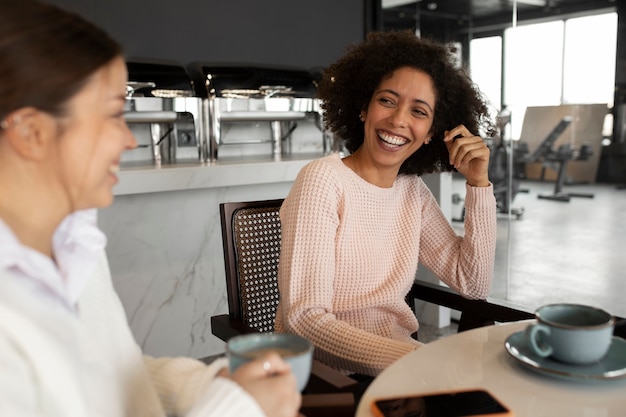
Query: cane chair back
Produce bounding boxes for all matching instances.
[220,199,284,333]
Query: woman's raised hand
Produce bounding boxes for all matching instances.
[443,125,491,187]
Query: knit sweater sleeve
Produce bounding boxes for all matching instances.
[417,182,497,299]
[88,249,264,417]
[276,158,419,376]
[144,356,266,417]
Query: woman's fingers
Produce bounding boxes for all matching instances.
[444,126,486,167]
[444,125,490,186]
[450,137,489,168]
[229,352,301,417]
[235,352,292,379]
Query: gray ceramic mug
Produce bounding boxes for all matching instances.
[227,333,313,391]
[525,303,615,365]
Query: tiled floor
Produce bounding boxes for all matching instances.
[451,177,626,319]
[421,178,625,343]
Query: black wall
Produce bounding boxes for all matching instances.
[602,0,626,184]
[47,0,370,71]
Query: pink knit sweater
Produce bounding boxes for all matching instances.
[275,154,497,376]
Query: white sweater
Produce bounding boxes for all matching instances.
[0,212,266,417]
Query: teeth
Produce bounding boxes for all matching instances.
[378,132,407,146]
[109,165,120,174]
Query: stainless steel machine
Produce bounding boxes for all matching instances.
[123,61,205,164]
[188,65,327,161]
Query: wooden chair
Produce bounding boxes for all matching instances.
[410,279,534,332]
[411,280,625,339]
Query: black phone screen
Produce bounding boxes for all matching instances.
[373,390,509,417]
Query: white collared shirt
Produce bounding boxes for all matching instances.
[0,209,107,312]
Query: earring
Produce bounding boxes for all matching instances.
[359,114,365,122]
[0,115,22,130]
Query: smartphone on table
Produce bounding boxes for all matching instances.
[371,388,513,417]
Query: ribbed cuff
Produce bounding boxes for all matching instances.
[187,376,267,417]
[464,182,495,209]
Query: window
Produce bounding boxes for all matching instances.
[470,12,617,140]
[470,36,502,114]
[504,20,565,139]
[562,13,617,105]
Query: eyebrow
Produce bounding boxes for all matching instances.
[377,89,434,113]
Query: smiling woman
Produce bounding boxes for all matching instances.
[275,31,498,389]
[54,56,134,211]
[0,1,301,417]
[0,3,133,257]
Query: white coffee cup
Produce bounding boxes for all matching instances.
[227,333,313,391]
[525,303,615,365]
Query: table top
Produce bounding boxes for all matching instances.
[356,321,626,417]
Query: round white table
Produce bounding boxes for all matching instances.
[356,321,626,417]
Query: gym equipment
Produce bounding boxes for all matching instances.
[453,110,525,222]
[489,140,526,218]
[488,111,525,218]
[519,116,595,202]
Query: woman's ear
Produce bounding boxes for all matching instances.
[2,108,55,161]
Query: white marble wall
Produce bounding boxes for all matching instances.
[98,160,309,359]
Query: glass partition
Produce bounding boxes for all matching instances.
[381,0,625,319]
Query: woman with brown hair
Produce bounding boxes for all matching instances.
[0,1,300,416]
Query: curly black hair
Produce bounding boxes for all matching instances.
[317,30,496,176]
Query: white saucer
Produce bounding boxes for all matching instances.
[504,331,626,381]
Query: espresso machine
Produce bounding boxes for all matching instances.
[188,65,327,162]
[123,61,205,165]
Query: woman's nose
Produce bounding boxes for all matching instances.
[388,108,407,128]
[124,124,138,150]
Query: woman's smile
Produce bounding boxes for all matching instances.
[377,129,409,149]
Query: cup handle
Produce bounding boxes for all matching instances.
[525,324,553,358]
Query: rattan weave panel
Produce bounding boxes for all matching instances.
[233,207,281,333]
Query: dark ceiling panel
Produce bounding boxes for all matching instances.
[384,0,617,34]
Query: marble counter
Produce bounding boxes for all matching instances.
[98,155,452,360]
[113,154,319,195]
